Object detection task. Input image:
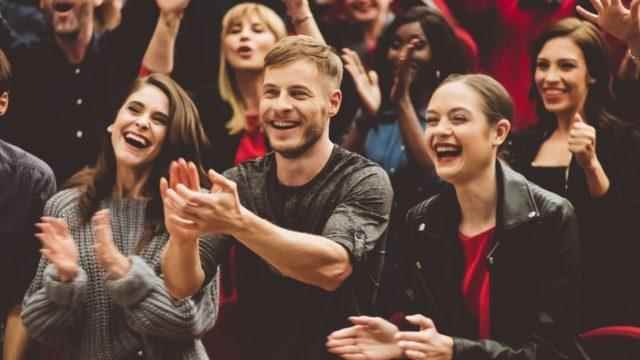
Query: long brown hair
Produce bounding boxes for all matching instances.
[67,74,209,225]
[530,17,622,132]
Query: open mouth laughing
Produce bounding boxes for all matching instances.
[123,131,151,149]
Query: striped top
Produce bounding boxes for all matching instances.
[22,188,218,360]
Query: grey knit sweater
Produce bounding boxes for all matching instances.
[22,189,218,360]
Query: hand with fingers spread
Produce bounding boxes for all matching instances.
[326,316,403,360]
[390,39,419,104]
[396,315,454,360]
[568,113,599,170]
[36,217,79,282]
[160,159,202,243]
[342,48,381,115]
[92,209,131,279]
[577,0,640,47]
[176,167,245,236]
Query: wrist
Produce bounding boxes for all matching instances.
[110,256,132,279]
[290,12,312,26]
[582,156,602,173]
[159,10,184,28]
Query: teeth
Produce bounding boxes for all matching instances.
[125,133,149,147]
[273,121,296,128]
[435,144,459,152]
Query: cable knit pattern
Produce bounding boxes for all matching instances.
[22,188,218,360]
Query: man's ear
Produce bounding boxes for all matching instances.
[493,118,511,147]
[0,91,10,116]
[327,89,342,118]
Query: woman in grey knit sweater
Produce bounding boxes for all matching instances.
[21,74,218,360]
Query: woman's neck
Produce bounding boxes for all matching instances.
[114,165,151,199]
[363,12,388,49]
[234,69,263,113]
[455,161,498,236]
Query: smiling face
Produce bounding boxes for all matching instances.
[223,13,278,72]
[425,81,509,185]
[40,0,96,37]
[260,60,341,159]
[387,21,431,71]
[534,36,590,118]
[111,84,170,172]
[344,0,389,23]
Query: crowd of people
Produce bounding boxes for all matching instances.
[1,0,639,359]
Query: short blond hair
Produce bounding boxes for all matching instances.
[264,35,343,89]
[219,3,287,135]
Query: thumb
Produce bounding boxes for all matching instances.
[368,70,379,86]
[405,314,436,331]
[572,112,585,124]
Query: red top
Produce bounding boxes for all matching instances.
[234,113,266,165]
[459,227,495,339]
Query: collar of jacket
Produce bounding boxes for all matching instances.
[422,160,540,237]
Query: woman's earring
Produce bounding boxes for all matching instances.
[588,77,596,85]
[435,69,441,79]
[107,125,113,133]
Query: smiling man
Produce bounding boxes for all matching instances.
[161,35,393,360]
[0,0,189,184]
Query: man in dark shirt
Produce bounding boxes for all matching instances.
[0,48,56,360]
[0,0,190,184]
[161,35,393,359]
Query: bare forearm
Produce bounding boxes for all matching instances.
[292,13,326,44]
[142,12,184,74]
[161,238,205,299]
[397,96,433,170]
[232,209,352,291]
[583,160,610,198]
[4,305,28,360]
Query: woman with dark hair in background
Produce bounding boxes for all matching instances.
[343,5,471,220]
[341,7,471,310]
[510,2,640,330]
[21,74,217,360]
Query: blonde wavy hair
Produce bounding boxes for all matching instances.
[219,3,287,135]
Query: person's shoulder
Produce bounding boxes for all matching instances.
[0,139,55,185]
[333,145,386,174]
[223,153,275,182]
[523,175,574,217]
[45,188,83,215]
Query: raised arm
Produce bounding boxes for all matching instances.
[392,40,434,171]
[92,209,218,339]
[141,0,192,74]
[21,216,86,345]
[162,161,392,295]
[284,0,326,44]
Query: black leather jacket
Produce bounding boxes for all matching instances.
[393,161,586,360]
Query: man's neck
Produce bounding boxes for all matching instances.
[275,137,334,187]
[54,23,93,65]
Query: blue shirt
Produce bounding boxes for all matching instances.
[364,108,427,175]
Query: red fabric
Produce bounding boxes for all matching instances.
[580,326,640,340]
[234,113,266,165]
[138,64,152,77]
[459,227,494,339]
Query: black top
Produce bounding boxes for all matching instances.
[0,0,160,184]
[524,165,567,198]
[510,124,640,329]
[0,139,56,320]
[199,146,393,360]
